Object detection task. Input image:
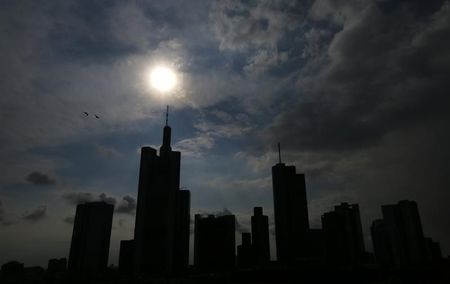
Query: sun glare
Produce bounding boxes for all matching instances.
[150,66,177,92]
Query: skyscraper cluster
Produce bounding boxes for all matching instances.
[63,112,443,281]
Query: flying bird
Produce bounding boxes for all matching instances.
[95,114,100,119]
[83,112,89,116]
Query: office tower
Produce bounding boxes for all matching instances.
[371,200,427,268]
[1,261,24,277]
[194,214,235,270]
[251,207,270,264]
[305,229,325,261]
[321,203,365,266]
[371,219,398,268]
[68,201,114,274]
[424,238,442,262]
[133,109,190,275]
[272,157,309,262]
[47,258,67,273]
[119,240,134,275]
[174,190,191,272]
[237,232,254,267]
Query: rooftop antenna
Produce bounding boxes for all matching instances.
[278,142,282,164]
[165,105,169,126]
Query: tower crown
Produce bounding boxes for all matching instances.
[160,105,172,153]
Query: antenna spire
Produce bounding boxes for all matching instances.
[165,105,169,126]
[278,142,282,164]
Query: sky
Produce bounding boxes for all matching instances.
[1,0,450,267]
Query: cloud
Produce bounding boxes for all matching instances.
[210,0,306,51]
[61,192,95,205]
[98,193,117,205]
[174,135,215,157]
[0,200,18,226]
[116,195,137,215]
[25,171,56,186]
[63,216,74,224]
[23,205,47,222]
[62,192,117,206]
[61,191,116,205]
[94,144,122,159]
[258,0,450,153]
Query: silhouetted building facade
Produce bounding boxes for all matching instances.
[424,238,442,262]
[371,200,427,268]
[47,258,66,273]
[321,203,365,266]
[305,229,325,261]
[1,261,24,277]
[133,113,190,275]
[68,201,114,274]
[251,207,270,265]
[194,214,235,270]
[272,162,309,262]
[119,240,134,275]
[237,232,254,267]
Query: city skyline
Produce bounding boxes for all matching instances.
[1,115,446,282]
[2,117,444,271]
[1,0,450,270]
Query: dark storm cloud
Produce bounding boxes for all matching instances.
[23,205,47,222]
[25,171,56,186]
[261,0,450,152]
[115,195,136,215]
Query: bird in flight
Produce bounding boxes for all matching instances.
[83,112,89,116]
[95,114,100,119]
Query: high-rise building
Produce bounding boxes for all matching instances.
[321,203,365,266]
[424,238,442,262]
[371,200,427,268]
[174,190,190,272]
[133,109,190,275]
[68,201,114,274]
[47,258,67,273]
[272,160,309,262]
[237,232,254,267]
[251,207,270,264]
[119,240,134,275]
[194,214,236,270]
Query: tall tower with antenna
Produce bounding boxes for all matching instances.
[133,106,190,275]
[271,143,310,262]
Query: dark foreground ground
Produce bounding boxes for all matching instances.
[1,260,450,284]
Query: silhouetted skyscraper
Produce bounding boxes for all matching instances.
[133,110,190,275]
[321,203,365,266]
[272,161,309,262]
[194,214,235,270]
[68,201,114,274]
[47,258,66,273]
[174,190,190,272]
[251,207,270,264]
[371,200,427,268]
[119,240,134,275]
[424,238,442,262]
[237,232,254,267]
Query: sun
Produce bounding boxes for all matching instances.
[149,66,177,92]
